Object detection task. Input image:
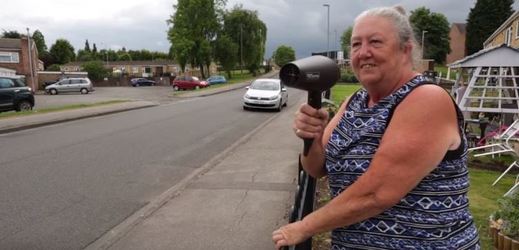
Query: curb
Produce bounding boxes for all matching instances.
[0,102,158,134]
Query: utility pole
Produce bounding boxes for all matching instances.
[26,28,35,91]
[421,30,428,59]
[323,4,330,59]
[240,24,243,75]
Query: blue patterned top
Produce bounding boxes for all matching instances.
[325,76,480,249]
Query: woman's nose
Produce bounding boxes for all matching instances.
[357,44,372,58]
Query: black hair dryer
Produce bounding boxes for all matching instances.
[279,55,340,156]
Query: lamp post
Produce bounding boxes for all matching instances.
[421,30,428,59]
[323,4,330,58]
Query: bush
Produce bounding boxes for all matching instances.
[339,68,358,83]
[494,192,519,239]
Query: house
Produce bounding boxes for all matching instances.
[61,60,181,78]
[0,37,40,90]
[446,23,467,64]
[484,10,519,49]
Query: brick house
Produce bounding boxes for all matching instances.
[446,23,467,65]
[61,60,181,78]
[484,10,519,49]
[0,37,41,90]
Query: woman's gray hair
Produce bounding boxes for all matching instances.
[354,5,421,67]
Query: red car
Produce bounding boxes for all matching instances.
[171,76,209,90]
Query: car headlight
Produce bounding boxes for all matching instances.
[268,95,278,100]
[244,94,251,99]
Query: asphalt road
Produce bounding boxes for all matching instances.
[0,87,304,249]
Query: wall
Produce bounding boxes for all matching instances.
[446,25,466,64]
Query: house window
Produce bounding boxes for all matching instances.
[516,21,519,39]
[132,67,139,74]
[0,52,20,63]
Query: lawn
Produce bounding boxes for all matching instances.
[0,100,129,119]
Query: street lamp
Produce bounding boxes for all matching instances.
[421,30,428,59]
[323,4,330,58]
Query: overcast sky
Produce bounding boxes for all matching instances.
[1,0,518,59]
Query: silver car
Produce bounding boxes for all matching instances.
[45,77,94,95]
[243,78,288,111]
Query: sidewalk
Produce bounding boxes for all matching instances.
[86,95,303,250]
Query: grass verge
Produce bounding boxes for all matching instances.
[0,100,129,119]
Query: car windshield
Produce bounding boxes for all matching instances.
[250,80,279,90]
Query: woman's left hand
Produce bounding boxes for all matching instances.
[272,221,312,249]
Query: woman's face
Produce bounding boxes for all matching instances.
[350,15,408,87]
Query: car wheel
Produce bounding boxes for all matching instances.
[173,86,179,91]
[243,106,249,111]
[283,96,288,107]
[50,89,58,95]
[16,100,32,112]
[80,88,89,94]
[276,100,282,112]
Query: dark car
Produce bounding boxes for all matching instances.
[206,75,227,85]
[130,78,156,87]
[0,76,34,112]
[171,76,208,90]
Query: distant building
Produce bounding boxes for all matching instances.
[446,23,467,64]
[0,37,41,90]
[483,10,519,49]
[61,60,181,78]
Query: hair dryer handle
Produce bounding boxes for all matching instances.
[303,91,322,156]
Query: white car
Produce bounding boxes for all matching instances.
[243,78,288,111]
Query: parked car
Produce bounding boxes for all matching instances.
[243,78,288,111]
[45,77,94,95]
[171,76,209,90]
[207,75,227,85]
[130,78,156,87]
[0,76,34,112]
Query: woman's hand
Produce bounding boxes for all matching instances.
[294,104,329,140]
[272,221,312,249]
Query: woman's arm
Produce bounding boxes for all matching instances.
[274,85,461,246]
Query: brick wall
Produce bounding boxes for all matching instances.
[446,25,466,64]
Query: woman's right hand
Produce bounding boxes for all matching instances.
[294,103,329,140]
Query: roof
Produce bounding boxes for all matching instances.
[483,10,519,46]
[447,44,519,68]
[63,60,177,67]
[0,38,22,50]
[452,23,466,34]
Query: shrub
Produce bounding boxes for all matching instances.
[494,192,519,239]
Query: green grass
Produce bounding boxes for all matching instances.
[0,100,129,119]
[468,167,516,249]
[434,65,457,80]
[330,84,362,105]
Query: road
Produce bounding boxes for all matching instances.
[0,87,304,249]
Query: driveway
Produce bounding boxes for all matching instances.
[35,86,175,110]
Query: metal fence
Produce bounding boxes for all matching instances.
[283,155,317,250]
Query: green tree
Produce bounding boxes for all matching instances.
[32,30,47,56]
[224,5,267,76]
[410,7,451,64]
[272,45,295,67]
[340,26,353,56]
[466,0,514,55]
[167,0,220,78]
[84,39,91,52]
[92,43,98,54]
[81,61,109,81]
[1,30,21,38]
[77,49,94,61]
[214,34,238,78]
[49,39,76,64]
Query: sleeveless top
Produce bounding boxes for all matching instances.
[325,76,480,250]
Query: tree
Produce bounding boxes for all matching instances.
[272,45,295,67]
[340,26,353,56]
[410,7,451,64]
[167,0,220,78]
[49,39,76,64]
[92,43,98,54]
[81,61,109,81]
[84,39,91,52]
[466,0,514,55]
[214,34,238,78]
[2,30,21,38]
[77,49,94,61]
[223,5,267,76]
[32,30,47,56]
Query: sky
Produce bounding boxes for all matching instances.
[1,0,518,59]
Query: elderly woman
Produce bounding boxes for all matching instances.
[273,6,480,250]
